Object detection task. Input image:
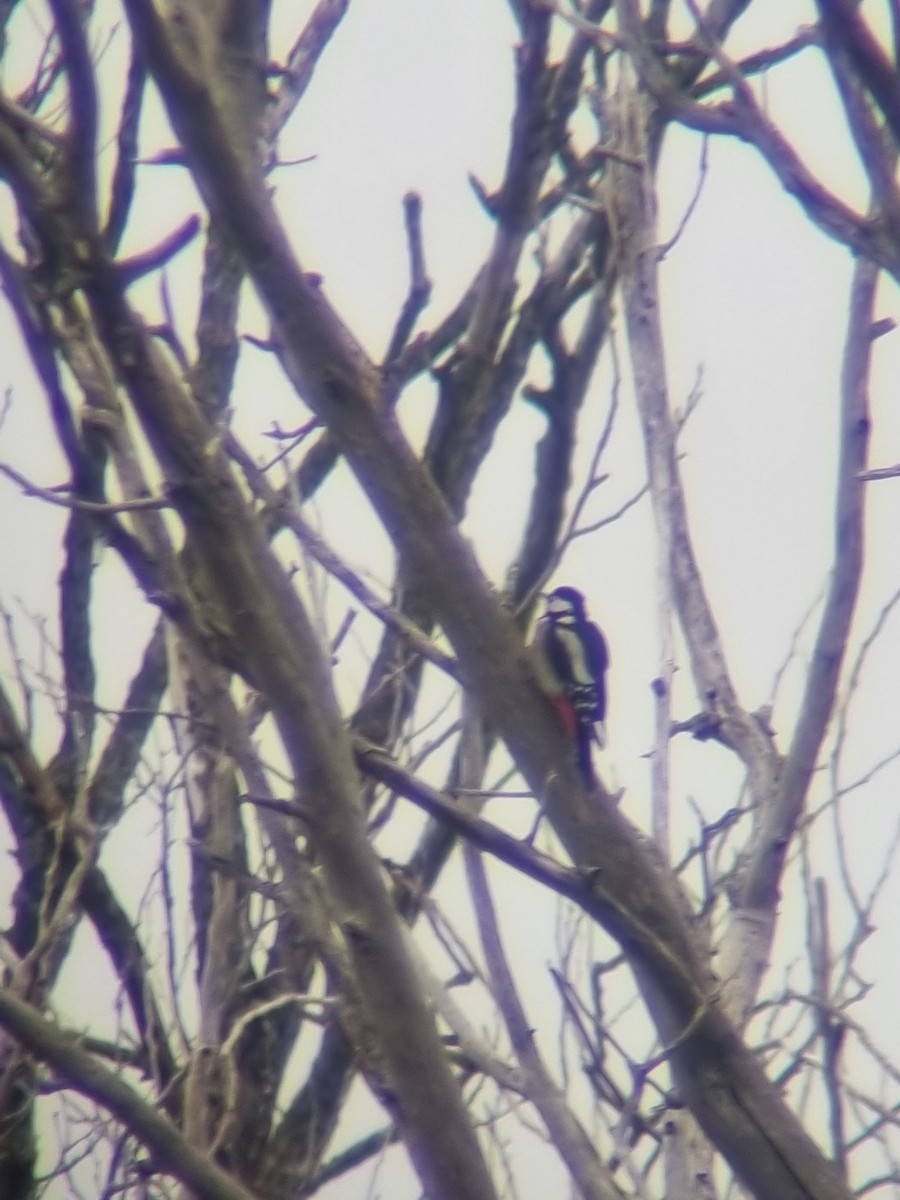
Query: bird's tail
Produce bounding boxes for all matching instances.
[576,725,596,788]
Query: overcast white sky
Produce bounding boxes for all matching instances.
[2,1,900,1194]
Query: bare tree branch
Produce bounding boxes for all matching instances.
[0,987,258,1200]
[47,0,98,225]
[1,5,896,1198]
[104,42,146,252]
[815,0,900,152]
[735,256,876,928]
[460,707,625,1200]
[112,6,861,1191]
[264,0,350,140]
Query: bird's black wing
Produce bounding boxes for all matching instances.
[583,622,609,722]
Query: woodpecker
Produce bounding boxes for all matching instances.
[532,585,609,786]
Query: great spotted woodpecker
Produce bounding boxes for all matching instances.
[532,585,609,786]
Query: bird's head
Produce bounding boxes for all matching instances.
[543,585,587,625]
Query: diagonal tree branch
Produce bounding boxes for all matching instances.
[614,0,900,276]
[81,231,500,1200]
[815,0,900,152]
[109,9,855,1196]
[735,257,876,926]
[458,708,626,1200]
[103,40,146,252]
[601,64,781,820]
[264,0,350,141]
[47,0,98,225]
[0,986,257,1200]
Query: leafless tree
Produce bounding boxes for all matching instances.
[0,3,899,1199]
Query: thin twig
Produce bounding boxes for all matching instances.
[0,462,170,513]
[858,463,900,481]
[656,134,709,260]
[116,215,201,284]
[383,191,432,368]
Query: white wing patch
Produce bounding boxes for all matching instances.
[556,626,594,687]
